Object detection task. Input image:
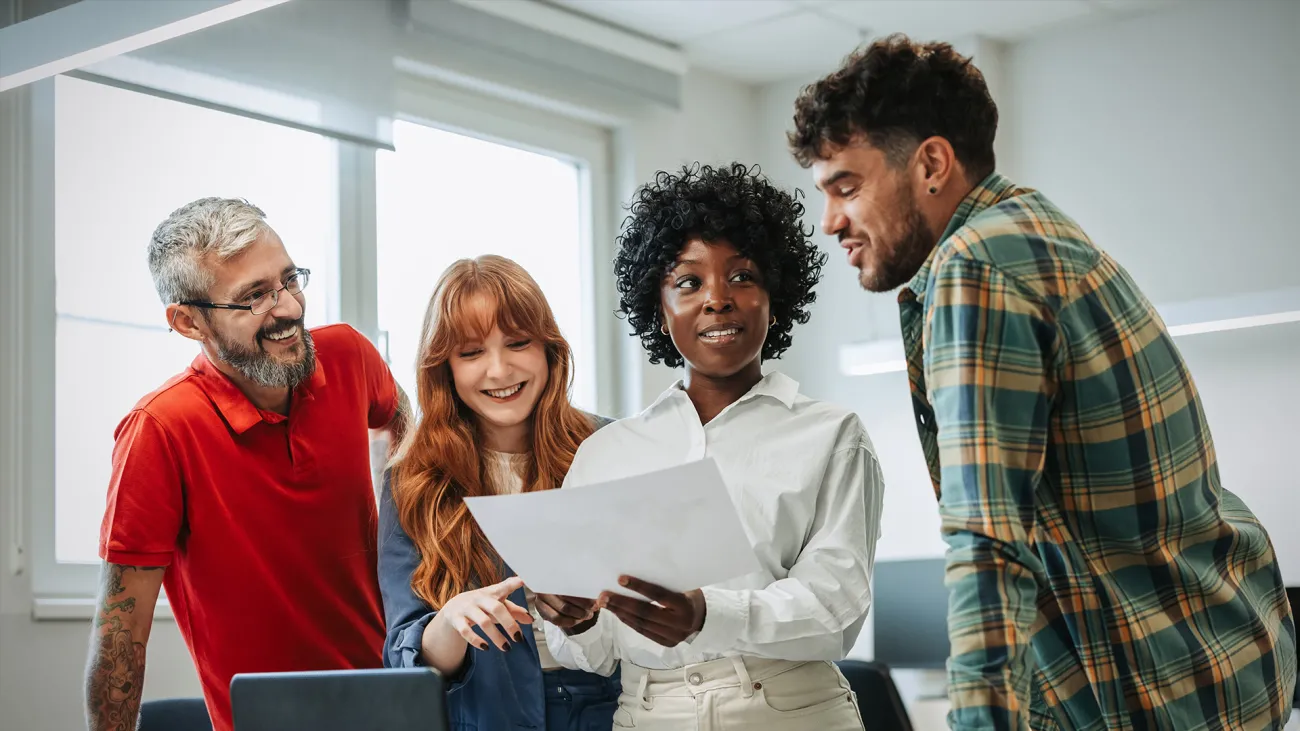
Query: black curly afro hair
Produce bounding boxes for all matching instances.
[612,162,826,368]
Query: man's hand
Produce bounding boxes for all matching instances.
[599,576,706,647]
[85,562,164,731]
[534,593,601,636]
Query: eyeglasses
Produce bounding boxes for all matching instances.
[180,268,310,316]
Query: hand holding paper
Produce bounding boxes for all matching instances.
[532,593,600,635]
[599,576,706,647]
[463,458,761,601]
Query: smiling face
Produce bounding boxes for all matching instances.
[813,141,937,293]
[447,300,550,444]
[199,230,316,388]
[660,237,771,380]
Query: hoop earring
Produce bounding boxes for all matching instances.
[660,323,669,335]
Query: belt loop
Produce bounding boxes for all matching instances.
[637,670,653,711]
[731,657,755,699]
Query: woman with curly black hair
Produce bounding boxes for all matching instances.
[537,163,885,731]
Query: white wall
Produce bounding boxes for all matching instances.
[751,0,1300,675]
[1010,0,1300,580]
[1006,0,1300,578]
[619,68,763,410]
[1009,0,1300,308]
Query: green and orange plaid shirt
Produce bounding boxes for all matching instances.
[899,173,1296,730]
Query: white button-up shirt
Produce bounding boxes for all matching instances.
[544,371,885,675]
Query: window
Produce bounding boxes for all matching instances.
[50,76,339,569]
[22,73,616,607]
[376,118,598,413]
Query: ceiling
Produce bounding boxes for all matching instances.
[544,0,1179,84]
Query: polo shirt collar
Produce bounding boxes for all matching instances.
[191,349,328,434]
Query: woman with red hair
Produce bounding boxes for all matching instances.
[379,255,618,730]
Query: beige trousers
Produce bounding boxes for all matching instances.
[612,656,865,731]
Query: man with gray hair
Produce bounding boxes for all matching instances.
[85,197,411,731]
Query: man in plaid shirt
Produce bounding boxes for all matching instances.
[790,34,1296,730]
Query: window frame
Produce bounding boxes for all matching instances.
[386,74,618,415]
[14,72,621,615]
[19,76,355,614]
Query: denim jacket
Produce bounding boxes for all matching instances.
[378,416,619,730]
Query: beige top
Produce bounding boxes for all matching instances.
[484,450,562,671]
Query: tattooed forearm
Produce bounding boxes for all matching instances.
[85,564,163,731]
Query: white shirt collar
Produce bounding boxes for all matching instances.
[646,370,801,415]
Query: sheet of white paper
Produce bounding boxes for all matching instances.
[463,458,763,599]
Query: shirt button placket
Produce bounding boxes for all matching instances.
[683,398,708,462]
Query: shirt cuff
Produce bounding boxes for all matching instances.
[544,615,606,673]
[391,612,475,691]
[688,587,747,655]
[101,547,174,567]
[391,612,435,668]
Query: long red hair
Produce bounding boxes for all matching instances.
[391,255,594,609]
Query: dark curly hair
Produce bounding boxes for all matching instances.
[788,33,997,179]
[613,163,825,368]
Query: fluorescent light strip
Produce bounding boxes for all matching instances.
[841,309,1300,377]
[1166,310,1300,337]
[842,359,908,377]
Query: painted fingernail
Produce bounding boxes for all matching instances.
[502,641,512,652]
[478,642,489,651]
[513,631,523,643]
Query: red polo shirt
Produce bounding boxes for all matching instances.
[99,323,397,731]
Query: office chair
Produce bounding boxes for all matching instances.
[139,697,213,731]
[836,660,914,731]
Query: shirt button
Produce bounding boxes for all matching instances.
[688,672,703,686]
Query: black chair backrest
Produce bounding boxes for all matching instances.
[836,660,914,731]
[139,697,213,731]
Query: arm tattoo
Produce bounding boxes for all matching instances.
[86,564,162,731]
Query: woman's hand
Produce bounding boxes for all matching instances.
[600,576,706,647]
[533,593,602,635]
[427,576,531,655]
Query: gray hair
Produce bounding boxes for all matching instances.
[148,197,270,304]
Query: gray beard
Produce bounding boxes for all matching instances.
[213,323,316,389]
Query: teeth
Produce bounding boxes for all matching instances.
[701,328,740,339]
[485,383,524,399]
[265,326,297,341]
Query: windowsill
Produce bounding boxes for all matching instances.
[31,596,175,622]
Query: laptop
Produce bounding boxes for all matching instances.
[230,667,449,731]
